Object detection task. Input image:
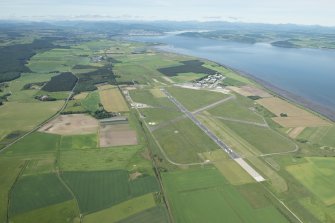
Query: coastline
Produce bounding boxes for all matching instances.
[125,37,334,122]
[220,64,335,122]
[152,45,335,122]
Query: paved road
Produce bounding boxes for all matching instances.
[191,95,235,114]
[0,78,78,154]
[213,116,268,127]
[161,88,240,159]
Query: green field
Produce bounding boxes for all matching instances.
[208,95,264,123]
[84,193,156,223]
[162,167,290,223]
[0,101,63,140]
[201,150,254,185]
[129,89,179,109]
[5,132,60,155]
[9,173,73,216]
[22,158,55,176]
[7,72,56,102]
[0,158,25,222]
[166,87,227,111]
[221,120,296,154]
[80,91,100,112]
[197,115,288,193]
[62,170,159,214]
[64,90,100,114]
[286,157,335,206]
[141,107,183,124]
[60,134,98,150]
[298,197,335,222]
[63,100,88,113]
[60,146,152,173]
[10,200,79,223]
[113,51,188,85]
[27,48,92,74]
[2,29,334,223]
[153,118,219,163]
[36,90,70,100]
[297,125,335,148]
[118,206,168,223]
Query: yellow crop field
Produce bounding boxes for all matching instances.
[73,92,88,100]
[98,85,129,112]
[150,88,166,98]
[257,97,330,127]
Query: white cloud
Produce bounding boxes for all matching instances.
[0,0,334,26]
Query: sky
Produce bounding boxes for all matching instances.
[1,0,334,26]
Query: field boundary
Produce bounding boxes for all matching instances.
[6,160,29,221]
[0,77,78,154]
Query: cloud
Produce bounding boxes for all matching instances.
[0,0,334,26]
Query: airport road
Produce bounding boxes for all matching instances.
[160,88,240,159]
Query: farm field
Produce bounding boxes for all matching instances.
[5,132,60,155]
[27,47,92,74]
[0,158,25,223]
[60,134,98,150]
[297,125,335,148]
[22,158,55,176]
[0,101,63,140]
[9,173,73,216]
[62,170,159,214]
[73,92,89,100]
[80,91,101,112]
[62,100,88,113]
[0,38,170,223]
[1,29,335,223]
[98,85,129,112]
[257,97,330,127]
[99,123,138,147]
[286,157,335,206]
[228,85,272,98]
[59,145,153,173]
[117,206,168,223]
[10,200,79,223]
[162,167,290,223]
[84,193,156,223]
[113,51,190,85]
[39,114,99,135]
[7,72,55,102]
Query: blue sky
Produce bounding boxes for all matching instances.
[1,0,334,26]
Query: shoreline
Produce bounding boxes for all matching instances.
[126,38,335,122]
[220,64,335,122]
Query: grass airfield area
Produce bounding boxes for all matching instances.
[0,36,334,223]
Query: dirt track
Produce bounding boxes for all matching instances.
[39,114,99,135]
